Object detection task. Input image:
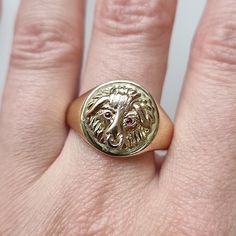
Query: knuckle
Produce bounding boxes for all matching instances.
[11,19,82,70]
[193,20,236,68]
[95,0,175,37]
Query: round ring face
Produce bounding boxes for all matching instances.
[81,81,159,157]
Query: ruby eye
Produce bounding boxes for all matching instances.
[126,117,135,127]
[104,111,112,119]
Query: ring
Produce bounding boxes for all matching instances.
[67,80,173,157]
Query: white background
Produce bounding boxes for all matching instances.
[0,0,206,118]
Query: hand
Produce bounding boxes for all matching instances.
[0,0,235,235]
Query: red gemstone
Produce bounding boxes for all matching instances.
[105,112,112,119]
[126,117,133,126]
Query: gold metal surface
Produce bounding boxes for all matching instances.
[80,81,159,157]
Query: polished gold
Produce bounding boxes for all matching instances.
[81,81,159,156]
[67,80,173,157]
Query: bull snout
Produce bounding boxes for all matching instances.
[105,111,124,148]
[107,133,124,148]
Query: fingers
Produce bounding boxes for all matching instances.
[0,0,84,177]
[66,0,176,164]
[54,0,177,213]
[80,0,177,100]
[69,0,177,176]
[160,0,236,233]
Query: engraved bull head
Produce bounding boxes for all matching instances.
[86,87,155,150]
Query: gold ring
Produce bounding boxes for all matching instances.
[67,80,173,157]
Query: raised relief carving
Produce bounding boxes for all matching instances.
[82,82,159,156]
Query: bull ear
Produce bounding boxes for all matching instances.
[133,102,154,128]
[128,89,141,104]
[86,96,109,116]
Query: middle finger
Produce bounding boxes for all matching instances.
[62,0,177,184]
[65,0,177,173]
[45,0,177,232]
[81,0,177,99]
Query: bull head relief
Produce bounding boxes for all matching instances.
[82,81,159,156]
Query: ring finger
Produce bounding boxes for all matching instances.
[37,0,177,233]
[65,0,177,167]
[56,0,177,196]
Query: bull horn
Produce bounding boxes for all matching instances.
[86,96,110,115]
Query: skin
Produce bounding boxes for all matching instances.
[0,0,236,235]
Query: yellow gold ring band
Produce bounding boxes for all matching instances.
[67,80,173,157]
